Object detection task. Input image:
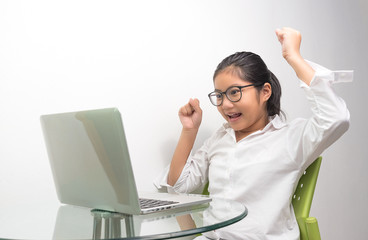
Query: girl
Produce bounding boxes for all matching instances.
[155,27,351,239]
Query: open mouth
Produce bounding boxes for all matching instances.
[227,113,242,121]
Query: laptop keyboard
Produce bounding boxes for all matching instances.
[139,198,179,209]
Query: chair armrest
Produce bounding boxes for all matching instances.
[305,217,321,240]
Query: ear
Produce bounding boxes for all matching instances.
[261,83,272,102]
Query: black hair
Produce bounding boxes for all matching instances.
[213,51,283,117]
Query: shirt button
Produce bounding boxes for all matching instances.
[287,218,294,230]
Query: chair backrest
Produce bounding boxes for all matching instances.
[292,157,322,219]
[202,182,210,196]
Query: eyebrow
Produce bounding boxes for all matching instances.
[214,84,243,92]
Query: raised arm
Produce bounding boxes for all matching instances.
[167,98,202,186]
[275,27,315,85]
[275,28,351,168]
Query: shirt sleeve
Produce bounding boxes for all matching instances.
[291,60,352,169]
[153,135,212,193]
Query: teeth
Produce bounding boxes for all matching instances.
[228,113,241,118]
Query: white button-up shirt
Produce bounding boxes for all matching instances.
[155,61,352,240]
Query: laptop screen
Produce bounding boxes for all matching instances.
[41,108,142,214]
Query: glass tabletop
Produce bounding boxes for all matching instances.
[0,197,247,239]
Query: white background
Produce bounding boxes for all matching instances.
[1,0,367,239]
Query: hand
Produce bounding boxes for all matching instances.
[276,27,314,85]
[275,27,302,63]
[178,98,202,131]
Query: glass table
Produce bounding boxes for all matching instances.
[0,197,247,239]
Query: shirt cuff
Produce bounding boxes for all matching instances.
[153,161,191,194]
[300,60,354,88]
[153,164,173,192]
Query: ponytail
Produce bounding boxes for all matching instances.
[267,70,283,117]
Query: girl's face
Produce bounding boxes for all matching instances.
[214,69,271,140]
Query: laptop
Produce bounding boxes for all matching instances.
[40,108,211,215]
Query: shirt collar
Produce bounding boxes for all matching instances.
[266,114,287,131]
[221,114,287,136]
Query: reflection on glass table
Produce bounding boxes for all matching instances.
[51,197,246,239]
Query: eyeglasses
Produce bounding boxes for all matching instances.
[208,83,261,106]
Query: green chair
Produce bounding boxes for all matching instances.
[202,157,322,240]
[292,156,322,240]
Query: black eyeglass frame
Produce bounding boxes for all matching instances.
[208,83,264,106]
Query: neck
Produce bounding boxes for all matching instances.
[235,115,269,142]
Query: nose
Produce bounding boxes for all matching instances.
[220,96,234,109]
